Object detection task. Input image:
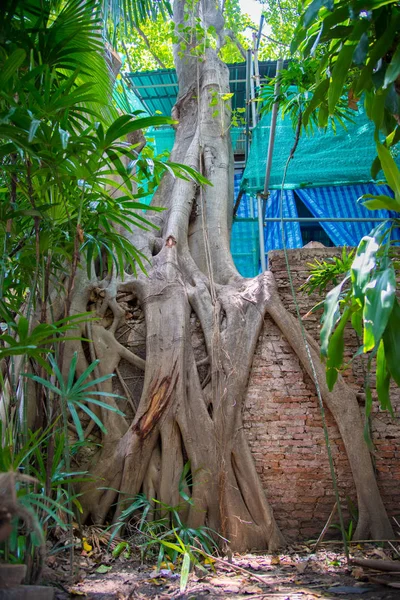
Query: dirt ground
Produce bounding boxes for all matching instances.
[43,538,400,600]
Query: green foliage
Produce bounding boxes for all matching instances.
[107,463,223,591]
[291,0,400,139]
[25,352,125,441]
[0,420,90,571]
[112,493,221,592]
[101,0,172,46]
[284,0,400,432]
[257,0,300,61]
[301,247,355,295]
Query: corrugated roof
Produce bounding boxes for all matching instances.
[125,61,287,116]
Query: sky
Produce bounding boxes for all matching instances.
[238,0,263,25]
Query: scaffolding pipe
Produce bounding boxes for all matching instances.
[245,48,251,161]
[256,14,264,49]
[257,195,266,272]
[250,41,257,128]
[265,217,394,222]
[262,58,283,197]
[253,51,261,126]
[235,217,395,223]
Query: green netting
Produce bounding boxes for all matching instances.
[242,105,395,193]
[230,219,259,277]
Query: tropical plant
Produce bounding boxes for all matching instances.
[301,247,355,296]
[108,490,221,593]
[0,0,208,579]
[288,0,400,427]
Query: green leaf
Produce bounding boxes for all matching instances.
[320,276,349,357]
[376,340,393,414]
[376,143,400,199]
[384,44,400,88]
[325,308,350,391]
[112,541,130,558]
[363,265,396,352]
[360,194,400,212]
[303,79,330,128]
[382,299,400,386]
[351,306,363,336]
[0,49,26,87]
[328,20,370,114]
[180,552,191,593]
[303,0,332,28]
[96,565,113,574]
[350,222,387,304]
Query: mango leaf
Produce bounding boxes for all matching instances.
[320,275,349,357]
[359,194,400,212]
[303,79,330,128]
[376,143,400,199]
[325,308,350,390]
[303,0,333,28]
[363,265,396,352]
[371,89,388,131]
[384,44,400,88]
[328,20,369,114]
[350,222,387,304]
[382,299,400,386]
[376,340,393,415]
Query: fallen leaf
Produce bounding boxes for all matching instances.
[271,556,280,565]
[95,564,113,574]
[295,560,309,574]
[241,584,263,594]
[82,538,92,553]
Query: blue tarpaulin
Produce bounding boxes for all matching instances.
[296,184,394,247]
[231,172,397,277]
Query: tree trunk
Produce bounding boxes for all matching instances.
[75,0,393,550]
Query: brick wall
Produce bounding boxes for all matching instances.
[243,248,400,541]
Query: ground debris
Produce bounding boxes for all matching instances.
[43,540,400,599]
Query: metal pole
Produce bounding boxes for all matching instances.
[258,195,266,272]
[264,217,394,222]
[263,58,283,198]
[235,217,394,223]
[245,48,251,161]
[250,40,257,128]
[256,14,264,50]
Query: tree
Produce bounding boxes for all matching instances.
[0,0,394,554]
[77,0,394,549]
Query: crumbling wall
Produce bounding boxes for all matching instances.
[244,248,400,541]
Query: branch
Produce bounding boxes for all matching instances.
[222,29,247,59]
[135,26,167,70]
[247,25,289,47]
